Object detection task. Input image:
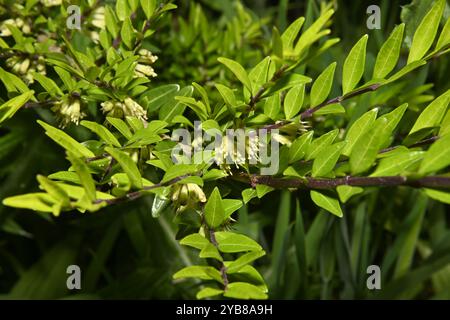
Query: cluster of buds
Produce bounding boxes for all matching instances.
[91,7,105,29]
[40,0,62,7]
[0,18,31,37]
[101,97,148,121]
[134,49,158,78]
[52,96,85,127]
[5,55,46,84]
[171,183,206,213]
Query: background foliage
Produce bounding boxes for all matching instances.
[0,0,450,299]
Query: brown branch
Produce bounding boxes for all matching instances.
[208,229,228,290]
[232,173,450,190]
[94,173,195,205]
[379,136,440,154]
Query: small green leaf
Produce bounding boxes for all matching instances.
[106,117,132,140]
[407,0,445,63]
[215,232,262,253]
[310,190,343,217]
[409,90,450,135]
[33,73,63,97]
[159,85,194,122]
[204,187,226,228]
[37,120,95,158]
[0,90,34,124]
[248,56,273,95]
[419,134,450,174]
[218,57,252,92]
[349,119,386,175]
[140,0,156,19]
[105,147,143,189]
[264,93,281,120]
[67,153,97,202]
[312,141,345,177]
[424,188,450,204]
[306,129,339,160]
[289,131,314,163]
[141,84,180,113]
[284,84,305,119]
[281,17,305,50]
[222,199,243,218]
[81,121,121,147]
[224,282,268,300]
[161,164,197,183]
[120,17,135,49]
[371,151,424,177]
[373,24,405,79]
[196,287,224,299]
[199,243,223,261]
[310,62,336,107]
[227,250,266,273]
[342,34,368,95]
[336,185,363,203]
[115,0,130,21]
[385,60,427,84]
[37,175,70,207]
[436,16,450,51]
[173,266,223,283]
[2,193,55,213]
[342,108,378,156]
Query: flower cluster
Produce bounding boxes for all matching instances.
[0,18,31,36]
[52,97,85,127]
[5,55,46,84]
[101,98,148,121]
[171,183,206,213]
[134,49,158,78]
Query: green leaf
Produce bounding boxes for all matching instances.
[204,187,226,228]
[106,117,133,140]
[284,84,305,119]
[342,108,378,156]
[115,0,130,21]
[223,282,268,300]
[310,62,336,107]
[227,250,266,273]
[81,121,121,147]
[215,232,262,253]
[310,190,343,217]
[289,131,313,163]
[336,185,363,203]
[281,17,305,50]
[196,287,224,299]
[342,34,368,94]
[105,147,143,189]
[0,90,34,124]
[407,0,445,63]
[141,84,180,113]
[2,193,55,212]
[371,151,424,177]
[67,153,97,202]
[349,119,386,175]
[216,84,237,108]
[159,85,194,122]
[248,56,273,95]
[424,188,450,204]
[373,24,405,79]
[199,243,223,261]
[217,57,252,92]
[312,141,345,177]
[306,129,339,160]
[242,188,257,204]
[37,175,70,207]
[161,164,197,183]
[385,60,427,84]
[140,0,156,19]
[436,16,450,51]
[121,17,135,49]
[419,134,450,174]
[222,199,243,218]
[33,73,63,97]
[179,233,209,250]
[37,120,95,158]
[173,266,223,283]
[314,103,345,115]
[264,93,281,120]
[409,90,450,135]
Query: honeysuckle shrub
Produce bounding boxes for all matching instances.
[0,0,450,299]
